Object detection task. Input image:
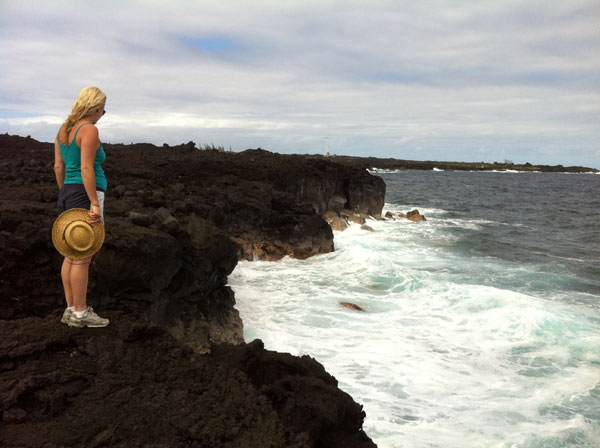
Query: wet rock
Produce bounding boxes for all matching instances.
[360,225,374,232]
[340,209,366,224]
[340,302,366,311]
[329,217,348,232]
[348,214,366,225]
[339,209,351,218]
[385,211,394,220]
[323,210,339,222]
[232,213,333,260]
[406,209,426,222]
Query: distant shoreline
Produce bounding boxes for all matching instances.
[312,154,599,174]
[2,132,597,173]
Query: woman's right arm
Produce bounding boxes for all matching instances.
[54,134,65,189]
[80,125,102,223]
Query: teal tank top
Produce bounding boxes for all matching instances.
[58,123,107,191]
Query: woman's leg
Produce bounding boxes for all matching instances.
[61,258,74,307]
[70,257,92,312]
[67,255,109,327]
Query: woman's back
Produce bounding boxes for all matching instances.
[58,121,107,190]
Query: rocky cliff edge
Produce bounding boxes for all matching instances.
[0,134,382,447]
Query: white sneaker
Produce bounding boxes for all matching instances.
[61,308,73,324]
[68,307,109,328]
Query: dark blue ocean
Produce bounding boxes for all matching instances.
[230,171,600,447]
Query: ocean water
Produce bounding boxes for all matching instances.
[228,171,600,448]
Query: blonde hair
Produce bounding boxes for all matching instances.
[61,87,106,144]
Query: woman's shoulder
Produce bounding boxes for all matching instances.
[78,121,99,132]
[78,122,99,139]
[77,122,100,152]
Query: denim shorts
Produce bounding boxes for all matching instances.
[57,184,105,221]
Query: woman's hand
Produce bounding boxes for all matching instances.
[88,204,102,224]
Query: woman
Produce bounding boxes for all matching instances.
[54,86,109,327]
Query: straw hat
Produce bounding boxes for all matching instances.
[52,208,105,259]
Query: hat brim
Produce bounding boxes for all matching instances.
[52,208,105,259]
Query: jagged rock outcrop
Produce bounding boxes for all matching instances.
[99,145,384,261]
[342,209,367,225]
[0,134,377,447]
[0,315,375,447]
[212,340,375,448]
[0,133,385,342]
[406,209,426,222]
[0,188,241,350]
[328,216,349,232]
[340,302,366,311]
[262,153,386,219]
[384,210,426,222]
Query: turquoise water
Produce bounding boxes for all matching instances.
[229,171,600,447]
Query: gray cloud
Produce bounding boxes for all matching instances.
[1,0,599,167]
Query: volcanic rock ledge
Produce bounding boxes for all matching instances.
[0,315,375,447]
[0,134,379,447]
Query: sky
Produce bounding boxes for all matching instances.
[1,0,599,168]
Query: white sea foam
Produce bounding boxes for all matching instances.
[228,215,600,447]
[369,168,405,174]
